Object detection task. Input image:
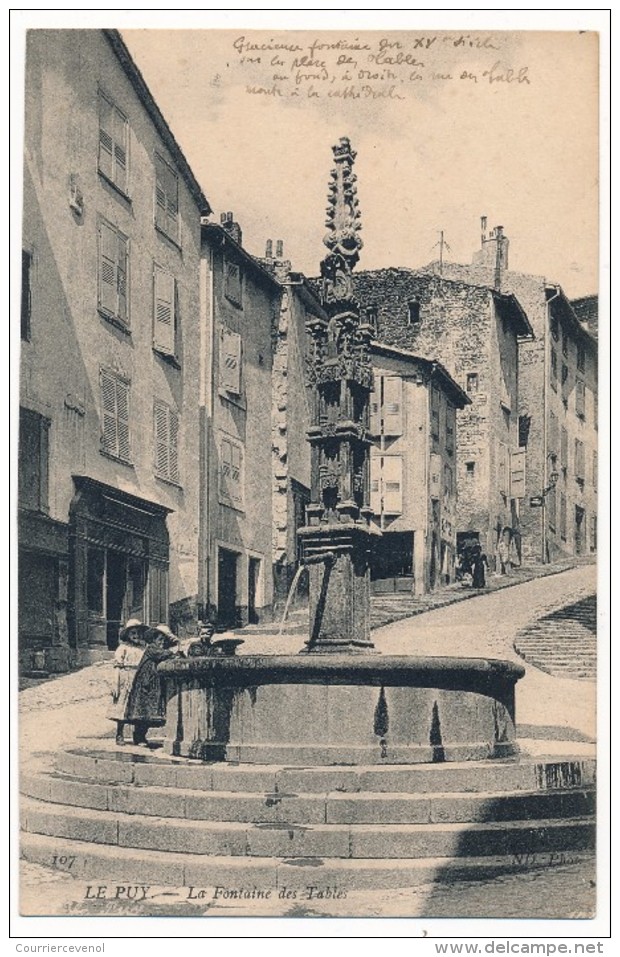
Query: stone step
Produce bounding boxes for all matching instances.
[21,826,595,893]
[21,771,595,826]
[51,750,596,795]
[20,796,595,861]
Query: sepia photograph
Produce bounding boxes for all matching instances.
[12,10,607,934]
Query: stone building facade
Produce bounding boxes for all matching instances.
[19,29,210,672]
[423,224,598,562]
[199,219,282,627]
[353,270,533,568]
[368,344,470,595]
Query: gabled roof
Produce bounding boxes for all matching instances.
[492,291,535,340]
[546,286,598,352]
[104,30,211,215]
[370,341,471,409]
[201,222,282,294]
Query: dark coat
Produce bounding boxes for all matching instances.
[472,552,488,589]
[125,644,175,726]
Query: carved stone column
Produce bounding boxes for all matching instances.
[299,138,379,654]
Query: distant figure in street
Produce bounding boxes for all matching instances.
[471,545,488,589]
[498,528,513,575]
[108,619,147,746]
[124,625,179,746]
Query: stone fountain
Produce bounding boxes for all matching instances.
[159,137,524,766]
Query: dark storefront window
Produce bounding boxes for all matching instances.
[19,408,49,512]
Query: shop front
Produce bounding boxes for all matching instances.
[69,477,171,660]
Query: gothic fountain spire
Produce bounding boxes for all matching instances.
[299,137,379,654]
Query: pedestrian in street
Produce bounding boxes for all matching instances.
[471,544,488,589]
[498,531,512,576]
[124,624,179,746]
[108,619,147,746]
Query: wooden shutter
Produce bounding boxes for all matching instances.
[112,104,127,192]
[169,409,179,484]
[498,442,508,495]
[101,369,118,455]
[98,95,115,182]
[510,450,526,499]
[370,453,381,515]
[383,376,403,436]
[117,232,128,323]
[369,376,382,436]
[576,380,586,418]
[230,442,242,504]
[549,411,558,456]
[575,439,585,480]
[154,401,169,477]
[155,155,178,241]
[220,330,242,394]
[115,377,130,461]
[560,427,568,469]
[153,266,175,355]
[383,456,403,514]
[430,452,442,498]
[220,437,232,500]
[99,221,118,316]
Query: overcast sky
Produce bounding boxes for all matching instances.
[122,28,599,299]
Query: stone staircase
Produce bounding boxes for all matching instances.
[21,744,595,892]
[514,596,597,680]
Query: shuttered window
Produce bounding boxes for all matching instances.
[382,456,403,515]
[510,450,526,499]
[98,219,128,325]
[153,265,177,357]
[383,377,403,436]
[575,379,586,419]
[430,385,440,441]
[369,391,381,437]
[155,153,179,242]
[547,487,556,532]
[219,435,243,508]
[498,442,509,496]
[548,411,559,457]
[370,453,381,516]
[220,329,242,395]
[100,369,131,462]
[224,260,243,307]
[19,407,49,511]
[98,92,128,194]
[574,439,585,482]
[560,427,568,471]
[154,400,180,484]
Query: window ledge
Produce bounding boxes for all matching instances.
[155,474,183,491]
[99,310,131,336]
[99,449,134,467]
[218,388,247,411]
[98,170,132,205]
[153,349,181,370]
[155,224,182,252]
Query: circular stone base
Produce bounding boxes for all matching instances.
[160,654,524,766]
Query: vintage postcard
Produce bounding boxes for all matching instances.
[12,9,608,939]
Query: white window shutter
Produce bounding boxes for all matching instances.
[370,453,382,516]
[369,377,382,436]
[100,370,118,455]
[231,443,242,503]
[169,410,179,484]
[153,266,175,355]
[383,456,403,514]
[383,377,403,436]
[98,96,114,181]
[220,438,232,500]
[99,221,118,316]
[117,233,128,323]
[154,401,169,477]
[510,450,526,499]
[220,330,242,394]
[430,453,442,497]
[116,378,130,461]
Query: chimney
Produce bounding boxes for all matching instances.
[472,219,509,275]
[220,211,242,246]
[275,240,284,259]
[265,239,273,258]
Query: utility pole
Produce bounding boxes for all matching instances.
[432,230,451,275]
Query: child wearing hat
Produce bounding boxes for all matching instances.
[108,619,147,746]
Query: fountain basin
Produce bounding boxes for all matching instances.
[160,654,525,765]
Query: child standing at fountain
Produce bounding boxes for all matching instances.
[108,619,147,746]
